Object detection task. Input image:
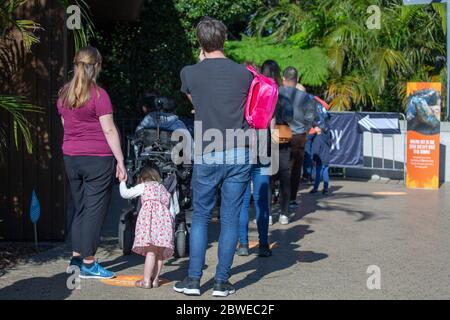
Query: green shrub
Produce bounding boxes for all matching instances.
[226,37,329,87]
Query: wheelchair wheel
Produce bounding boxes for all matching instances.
[175,222,188,258]
[118,210,135,255]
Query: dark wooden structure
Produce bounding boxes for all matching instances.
[0,0,68,241]
[0,0,143,241]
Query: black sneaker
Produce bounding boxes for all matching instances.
[173,277,201,296]
[69,257,82,269]
[236,244,249,256]
[212,280,236,297]
[258,244,272,257]
[323,189,329,195]
[309,189,318,194]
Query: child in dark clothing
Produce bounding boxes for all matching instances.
[310,105,331,195]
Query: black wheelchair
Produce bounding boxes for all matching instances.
[118,114,193,258]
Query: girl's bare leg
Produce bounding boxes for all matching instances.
[151,247,160,277]
[143,248,157,284]
[152,247,164,287]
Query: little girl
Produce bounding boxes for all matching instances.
[119,166,174,289]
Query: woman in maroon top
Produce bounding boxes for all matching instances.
[58,46,126,279]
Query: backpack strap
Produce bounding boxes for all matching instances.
[246,65,259,76]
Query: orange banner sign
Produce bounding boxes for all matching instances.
[406,82,441,189]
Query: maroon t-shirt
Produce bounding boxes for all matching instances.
[57,86,114,156]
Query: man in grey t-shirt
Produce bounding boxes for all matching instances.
[180,55,253,154]
[173,17,252,298]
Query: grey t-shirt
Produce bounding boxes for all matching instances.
[180,58,253,155]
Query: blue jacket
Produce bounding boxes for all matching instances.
[311,130,332,165]
[136,112,188,133]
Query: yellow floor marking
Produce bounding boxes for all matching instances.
[100,275,171,287]
[372,192,407,196]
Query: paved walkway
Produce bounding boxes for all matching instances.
[1,180,449,300]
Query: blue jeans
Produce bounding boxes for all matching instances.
[313,164,329,191]
[239,165,271,247]
[188,148,251,282]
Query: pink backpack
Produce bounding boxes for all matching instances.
[244,65,278,129]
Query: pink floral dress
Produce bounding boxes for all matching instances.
[132,182,175,259]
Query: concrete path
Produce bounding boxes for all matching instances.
[1,180,449,300]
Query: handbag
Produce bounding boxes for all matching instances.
[271,124,292,144]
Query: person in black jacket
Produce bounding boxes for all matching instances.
[262,60,294,225]
[280,67,317,207]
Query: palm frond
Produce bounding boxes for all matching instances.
[0,95,43,154]
[327,43,346,76]
[249,2,306,41]
[431,3,446,35]
[326,74,378,111]
[368,48,410,92]
[0,0,41,51]
[14,19,41,50]
[58,0,96,50]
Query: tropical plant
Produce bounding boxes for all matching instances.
[0,0,41,50]
[248,0,306,41]
[175,0,263,45]
[0,95,37,154]
[228,0,446,113]
[0,0,95,160]
[225,36,329,86]
[58,0,95,51]
[0,0,42,157]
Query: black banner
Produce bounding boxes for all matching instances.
[329,112,364,167]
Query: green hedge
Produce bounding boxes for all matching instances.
[94,0,261,116]
[94,0,194,116]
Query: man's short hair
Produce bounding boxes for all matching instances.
[283,66,298,83]
[196,17,227,53]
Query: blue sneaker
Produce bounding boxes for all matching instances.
[80,262,115,279]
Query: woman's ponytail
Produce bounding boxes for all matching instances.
[59,46,102,109]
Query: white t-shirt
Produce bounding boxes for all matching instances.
[119,181,180,217]
[119,181,145,199]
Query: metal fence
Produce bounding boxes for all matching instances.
[330,113,407,182]
[362,114,406,181]
[116,114,408,181]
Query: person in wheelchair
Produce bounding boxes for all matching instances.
[136,91,188,133]
[132,92,193,163]
[119,92,193,258]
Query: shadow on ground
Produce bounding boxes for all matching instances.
[0,272,72,300]
[196,222,327,293]
[0,181,393,299]
[291,184,389,223]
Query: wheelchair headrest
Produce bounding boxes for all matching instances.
[135,128,175,147]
